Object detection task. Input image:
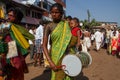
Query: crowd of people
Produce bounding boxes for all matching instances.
[0,2,120,80]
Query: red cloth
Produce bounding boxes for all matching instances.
[117,34,120,52]
[71,27,81,36]
[4,35,25,80]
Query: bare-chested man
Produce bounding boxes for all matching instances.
[83,29,91,51]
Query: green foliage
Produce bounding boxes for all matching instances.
[80,18,100,29]
[79,9,101,29]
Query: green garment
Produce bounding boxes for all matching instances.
[10,30,28,55]
[9,23,35,55]
[13,24,34,40]
[50,21,72,80]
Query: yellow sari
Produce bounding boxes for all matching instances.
[50,21,72,80]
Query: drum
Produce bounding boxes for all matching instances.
[62,54,82,77]
[61,51,92,77]
[76,51,92,67]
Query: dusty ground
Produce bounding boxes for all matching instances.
[25,45,120,80]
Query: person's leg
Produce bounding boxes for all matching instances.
[30,44,34,60]
[96,42,99,51]
[33,53,38,66]
[37,53,41,66]
[96,42,101,51]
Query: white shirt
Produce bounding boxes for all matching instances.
[1,22,10,29]
[106,30,111,39]
[110,30,119,38]
[35,25,43,43]
[91,34,95,40]
[29,29,34,44]
[101,32,104,41]
[94,31,102,42]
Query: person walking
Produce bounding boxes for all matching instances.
[28,26,35,60]
[34,22,44,66]
[83,28,91,51]
[111,31,118,55]
[94,30,102,51]
[106,27,112,53]
[117,29,120,58]
[1,7,34,80]
[91,32,95,45]
[43,3,76,80]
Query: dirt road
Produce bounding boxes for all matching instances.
[25,45,120,80]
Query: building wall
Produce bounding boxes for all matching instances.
[41,0,66,20]
[54,0,66,8]
[100,22,118,29]
[0,0,66,25]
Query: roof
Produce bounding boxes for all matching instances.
[22,16,40,25]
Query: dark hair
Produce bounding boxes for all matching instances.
[66,16,72,20]
[7,7,24,23]
[50,3,64,14]
[72,17,79,23]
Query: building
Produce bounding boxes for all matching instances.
[0,0,66,26]
[99,21,118,29]
[20,0,66,21]
[36,0,66,21]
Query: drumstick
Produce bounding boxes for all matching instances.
[56,65,66,69]
[56,65,69,74]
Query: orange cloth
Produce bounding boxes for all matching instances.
[0,76,3,80]
[111,36,118,50]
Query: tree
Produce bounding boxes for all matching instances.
[87,9,90,23]
[81,19,101,29]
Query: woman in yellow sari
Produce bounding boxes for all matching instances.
[43,3,77,80]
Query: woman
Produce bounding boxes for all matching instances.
[111,31,118,55]
[1,7,34,80]
[117,29,120,58]
[43,3,76,80]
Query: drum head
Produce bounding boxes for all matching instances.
[62,54,82,77]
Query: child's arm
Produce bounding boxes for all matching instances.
[76,30,81,48]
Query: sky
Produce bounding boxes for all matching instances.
[66,0,120,26]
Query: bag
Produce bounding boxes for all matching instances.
[6,41,18,59]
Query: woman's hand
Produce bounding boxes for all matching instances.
[48,60,58,71]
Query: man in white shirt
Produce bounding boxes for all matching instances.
[34,24,43,66]
[110,28,119,38]
[94,30,102,51]
[28,26,35,60]
[83,29,91,51]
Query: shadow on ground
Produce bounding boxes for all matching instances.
[75,71,89,80]
[31,70,89,80]
[31,69,51,80]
